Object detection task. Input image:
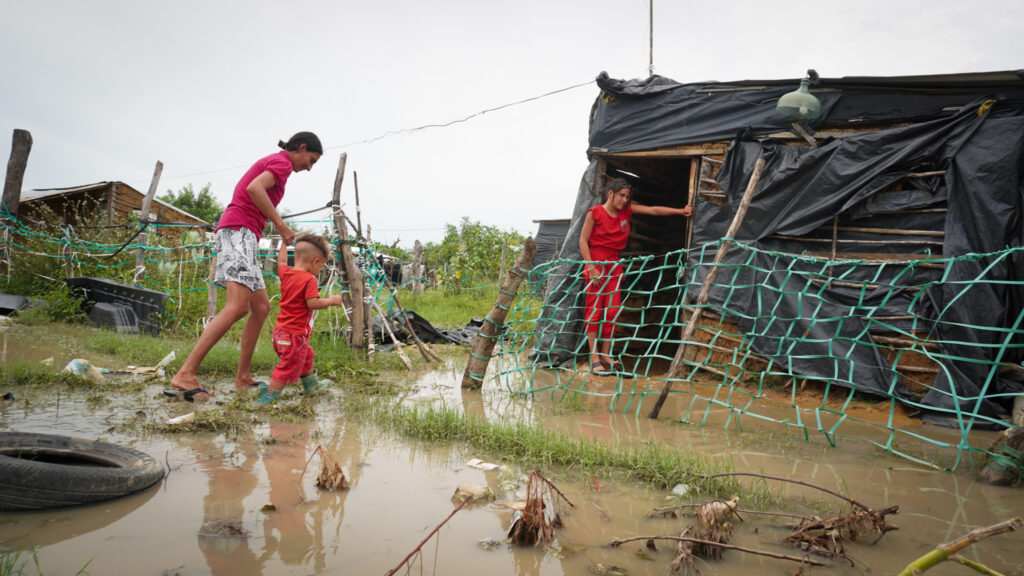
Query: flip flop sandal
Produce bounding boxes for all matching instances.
[590,361,613,375]
[162,387,210,402]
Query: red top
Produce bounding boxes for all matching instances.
[588,203,632,260]
[275,264,320,336]
[216,151,293,239]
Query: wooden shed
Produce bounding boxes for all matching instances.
[533,70,1024,426]
[20,182,209,237]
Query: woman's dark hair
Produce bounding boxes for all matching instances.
[278,131,323,154]
[601,177,631,200]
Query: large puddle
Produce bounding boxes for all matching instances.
[1,330,1023,575]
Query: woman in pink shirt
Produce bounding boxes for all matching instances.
[579,177,691,376]
[168,132,323,401]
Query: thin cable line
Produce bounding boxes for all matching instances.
[141,79,595,185]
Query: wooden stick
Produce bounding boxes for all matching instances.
[462,238,537,389]
[135,161,163,276]
[353,171,363,238]
[2,129,32,219]
[609,535,826,566]
[814,224,945,237]
[372,302,412,370]
[791,122,818,147]
[649,157,765,419]
[767,235,944,246]
[330,154,366,348]
[385,500,469,576]
[375,264,442,362]
[205,251,217,324]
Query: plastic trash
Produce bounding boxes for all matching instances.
[63,358,106,384]
[466,458,499,471]
[671,483,691,497]
[167,412,195,425]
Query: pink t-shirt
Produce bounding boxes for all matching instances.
[216,151,293,239]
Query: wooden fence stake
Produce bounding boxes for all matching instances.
[462,237,537,389]
[2,129,32,219]
[330,153,366,348]
[2,129,32,281]
[205,250,218,324]
[135,161,163,279]
[353,171,363,238]
[649,157,765,419]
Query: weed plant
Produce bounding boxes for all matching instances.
[344,394,748,498]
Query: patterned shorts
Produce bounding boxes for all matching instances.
[214,227,266,292]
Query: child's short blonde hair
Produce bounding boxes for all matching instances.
[294,233,331,261]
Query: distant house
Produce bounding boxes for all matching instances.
[20,182,209,237]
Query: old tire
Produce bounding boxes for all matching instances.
[0,431,165,511]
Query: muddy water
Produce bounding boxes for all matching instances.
[2,346,1023,575]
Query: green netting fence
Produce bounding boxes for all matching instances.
[491,241,1024,471]
[4,203,1022,472]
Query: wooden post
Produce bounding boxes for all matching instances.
[331,153,366,348]
[206,250,218,324]
[135,161,163,277]
[649,157,765,419]
[60,220,74,279]
[268,222,279,276]
[462,237,537,389]
[412,240,424,294]
[498,237,508,283]
[353,171,363,239]
[2,129,32,218]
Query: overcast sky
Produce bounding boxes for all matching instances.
[2,0,1022,248]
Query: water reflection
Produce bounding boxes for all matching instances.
[189,435,261,575]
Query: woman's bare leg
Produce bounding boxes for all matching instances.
[170,282,252,393]
[234,289,270,389]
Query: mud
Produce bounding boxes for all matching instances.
[1,339,1023,575]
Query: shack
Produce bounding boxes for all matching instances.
[532,70,1024,427]
[20,182,209,237]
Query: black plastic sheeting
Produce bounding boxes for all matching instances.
[590,70,1024,154]
[371,309,484,347]
[703,103,1024,424]
[533,71,1024,426]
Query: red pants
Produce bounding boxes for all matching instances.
[271,329,314,384]
[584,261,623,340]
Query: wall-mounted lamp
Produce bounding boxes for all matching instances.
[776,69,821,146]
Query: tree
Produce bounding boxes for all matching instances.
[159,183,223,225]
[422,217,525,287]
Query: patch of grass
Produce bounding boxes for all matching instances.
[161,405,259,437]
[345,395,749,498]
[395,286,500,329]
[0,547,93,576]
[0,362,91,390]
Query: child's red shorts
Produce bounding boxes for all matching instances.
[271,329,314,384]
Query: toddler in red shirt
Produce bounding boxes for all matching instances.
[258,233,344,405]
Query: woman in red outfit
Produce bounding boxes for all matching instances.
[579,177,692,375]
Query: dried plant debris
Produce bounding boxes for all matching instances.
[785,505,899,562]
[298,445,349,501]
[692,497,740,559]
[507,471,575,547]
